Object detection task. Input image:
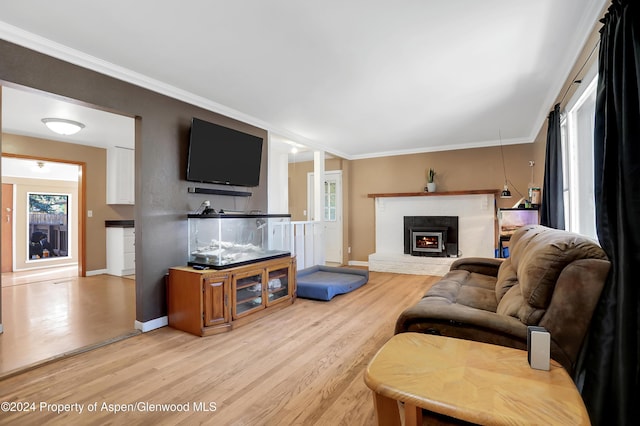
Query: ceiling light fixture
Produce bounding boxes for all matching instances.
[501,184,512,199]
[41,118,85,135]
[32,160,49,173]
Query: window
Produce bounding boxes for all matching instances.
[28,193,70,260]
[324,180,337,222]
[561,71,598,239]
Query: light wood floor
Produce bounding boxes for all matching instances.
[0,271,437,426]
[0,266,137,377]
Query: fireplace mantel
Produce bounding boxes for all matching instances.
[368,189,500,198]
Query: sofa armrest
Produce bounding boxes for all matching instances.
[395,300,530,351]
[450,257,503,277]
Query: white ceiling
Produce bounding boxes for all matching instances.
[2,86,135,150]
[2,156,80,181]
[0,0,607,159]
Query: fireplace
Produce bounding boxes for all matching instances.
[404,216,458,257]
[411,227,447,254]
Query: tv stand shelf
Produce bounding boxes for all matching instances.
[167,256,297,336]
[188,187,252,197]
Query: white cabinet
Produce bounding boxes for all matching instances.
[107,146,135,205]
[107,227,135,276]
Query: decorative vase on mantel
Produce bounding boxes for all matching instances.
[425,167,436,192]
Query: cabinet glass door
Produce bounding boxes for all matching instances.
[233,269,264,318]
[266,265,289,306]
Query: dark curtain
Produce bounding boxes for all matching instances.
[540,103,565,229]
[579,1,640,425]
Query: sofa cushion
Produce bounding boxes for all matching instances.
[496,283,522,318]
[425,269,497,312]
[497,225,609,325]
[495,259,518,303]
[508,225,546,271]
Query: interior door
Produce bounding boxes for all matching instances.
[2,183,13,272]
[307,171,343,264]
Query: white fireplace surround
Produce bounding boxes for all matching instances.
[368,192,496,276]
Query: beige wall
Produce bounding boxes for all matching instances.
[2,133,133,272]
[348,141,545,261]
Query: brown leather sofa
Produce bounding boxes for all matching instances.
[395,225,610,375]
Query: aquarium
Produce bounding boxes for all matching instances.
[188,213,291,269]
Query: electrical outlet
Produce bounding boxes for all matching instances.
[348,246,351,254]
[87,210,93,217]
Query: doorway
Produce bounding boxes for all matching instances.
[0,83,137,375]
[2,156,82,273]
[307,170,343,264]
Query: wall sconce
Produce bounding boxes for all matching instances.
[41,118,85,135]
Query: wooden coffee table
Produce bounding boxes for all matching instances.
[364,333,590,425]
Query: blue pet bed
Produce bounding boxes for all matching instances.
[296,265,369,301]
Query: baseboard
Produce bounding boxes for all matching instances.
[86,269,108,276]
[348,260,369,267]
[13,262,78,272]
[135,316,168,333]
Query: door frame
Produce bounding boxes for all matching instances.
[2,183,14,272]
[2,153,86,277]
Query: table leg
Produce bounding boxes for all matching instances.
[404,402,423,426]
[372,392,402,426]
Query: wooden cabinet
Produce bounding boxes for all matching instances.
[167,268,231,336]
[168,256,296,336]
[107,146,135,205]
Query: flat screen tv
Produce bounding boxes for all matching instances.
[187,117,264,187]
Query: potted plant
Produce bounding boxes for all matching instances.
[426,168,436,192]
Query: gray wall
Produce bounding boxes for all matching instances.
[0,40,268,323]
